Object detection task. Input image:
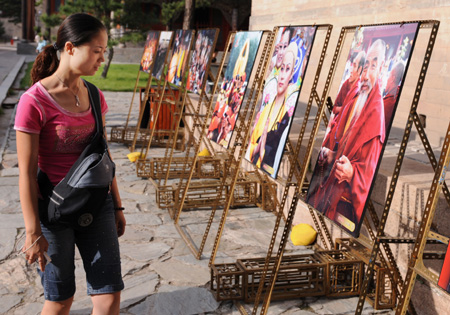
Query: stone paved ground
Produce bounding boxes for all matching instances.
[0,87,395,314]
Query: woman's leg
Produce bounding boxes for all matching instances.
[76,196,124,312]
[91,292,121,315]
[41,297,74,315]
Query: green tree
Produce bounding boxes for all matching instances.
[40,13,63,39]
[161,0,212,29]
[117,0,158,31]
[0,0,21,24]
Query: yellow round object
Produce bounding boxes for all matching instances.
[290,223,317,246]
[127,152,143,163]
[198,148,211,157]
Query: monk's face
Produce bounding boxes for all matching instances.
[349,54,362,84]
[360,48,383,94]
[276,31,290,68]
[277,51,295,96]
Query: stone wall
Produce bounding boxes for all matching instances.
[248,1,450,314]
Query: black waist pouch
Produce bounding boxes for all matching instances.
[37,80,115,229]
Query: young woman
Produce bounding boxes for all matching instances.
[14,13,125,315]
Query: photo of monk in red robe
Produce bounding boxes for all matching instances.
[306,22,419,236]
[307,39,386,228]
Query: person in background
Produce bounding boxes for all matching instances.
[36,35,48,54]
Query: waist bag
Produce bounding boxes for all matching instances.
[37,80,115,229]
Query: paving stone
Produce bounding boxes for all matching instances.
[151,258,210,286]
[0,167,19,177]
[0,214,24,229]
[121,272,159,309]
[130,286,219,315]
[0,294,21,314]
[125,212,162,226]
[12,302,42,315]
[120,242,171,262]
[0,228,17,260]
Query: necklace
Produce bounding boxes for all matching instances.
[54,74,81,107]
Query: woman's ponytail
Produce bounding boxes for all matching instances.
[30,44,59,85]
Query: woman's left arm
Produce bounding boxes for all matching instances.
[103,116,126,237]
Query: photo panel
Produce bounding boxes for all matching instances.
[207,31,263,148]
[186,29,218,94]
[306,22,419,237]
[152,31,173,80]
[438,242,450,293]
[244,26,317,178]
[140,31,160,74]
[167,29,194,86]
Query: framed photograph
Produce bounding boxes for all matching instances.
[207,31,263,147]
[245,26,317,178]
[186,29,218,94]
[438,242,450,293]
[140,31,160,74]
[305,22,419,237]
[167,29,194,86]
[152,31,173,80]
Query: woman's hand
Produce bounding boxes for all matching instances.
[23,232,49,271]
[114,210,126,237]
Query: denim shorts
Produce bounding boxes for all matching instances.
[39,195,124,301]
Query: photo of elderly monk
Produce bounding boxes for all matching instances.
[186,29,217,94]
[152,31,173,81]
[207,31,263,148]
[140,31,160,74]
[167,29,194,86]
[306,23,419,237]
[245,26,317,178]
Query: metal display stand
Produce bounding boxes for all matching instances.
[173,30,276,257]
[134,30,196,164]
[110,31,162,146]
[395,123,450,314]
[135,30,221,184]
[245,20,442,315]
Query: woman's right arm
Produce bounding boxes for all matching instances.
[16,130,49,271]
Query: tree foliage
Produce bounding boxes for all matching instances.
[116,0,158,31]
[161,0,213,26]
[58,0,122,28]
[0,0,21,24]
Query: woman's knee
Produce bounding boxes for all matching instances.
[42,297,74,315]
[91,292,121,315]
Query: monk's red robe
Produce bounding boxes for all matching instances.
[308,80,385,227]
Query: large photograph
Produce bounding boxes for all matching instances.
[140,31,160,73]
[245,26,317,178]
[438,243,450,293]
[167,29,194,86]
[186,29,218,94]
[207,31,263,147]
[306,23,419,237]
[152,31,173,80]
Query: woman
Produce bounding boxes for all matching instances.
[247,41,298,175]
[14,13,125,315]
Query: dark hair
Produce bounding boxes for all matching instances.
[31,13,106,84]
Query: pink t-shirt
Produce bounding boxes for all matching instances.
[14,81,108,185]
